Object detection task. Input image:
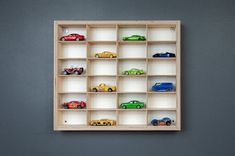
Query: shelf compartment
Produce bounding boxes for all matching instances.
[118,110,147,125]
[119,77,147,92]
[58,43,87,58]
[59,25,87,40]
[147,110,176,126]
[58,93,87,109]
[118,25,146,41]
[87,76,117,92]
[118,44,146,58]
[87,25,117,41]
[58,77,87,93]
[118,59,146,75]
[58,111,87,125]
[147,43,176,58]
[88,110,117,125]
[57,59,87,75]
[148,93,176,109]
[118,93,147,109]
[88,93,117,109]
[147,76,176,92]
[148,60,176,75]
[87,59,117,75]
[147,27,176,41]
[88,42,116,58]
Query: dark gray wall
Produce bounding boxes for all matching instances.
[0,0,235,155]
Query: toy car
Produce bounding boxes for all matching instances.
[152,82,174,91]
[91,83,116,92]
[60,33,85,41]
[90,119,116,126]
[120,100,145,109]
[152,52,176,57]
[151,117,174,126]
[63,67,84,75]
[94,51,117,58]
[122,35,146,41]
[122,68,144,75]
[63,101,86,109]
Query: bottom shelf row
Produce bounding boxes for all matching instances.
[57,110,177,127]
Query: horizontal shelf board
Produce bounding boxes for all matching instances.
[118,58,147,60]
[147,58,176,61]
[148,91,176,94]
[117,109,147,111]
[87,58,117,60]
[58,108,176,111]
[147,108,177,111]
[58,41,87,44]
[87,108,117,111]
[87,41,116,44]
[58,75,87,77]
[118,92,147,94]
[58,109,87,111]
[57,91,87,94]
[87,92,117,94]
[118,75,147,77]
[58,57,87,60]
[118,41,146,44]
[147,74,176,77]
[87,75,116,77]
[147,40,176,44]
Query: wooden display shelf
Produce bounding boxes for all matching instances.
[54,20,181,131]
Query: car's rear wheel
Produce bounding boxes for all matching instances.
[92,88,98,92]
[122,105,127,109]
[136,71,140,75]
[62,38,65,41]
[77,105,81,109]
[95,54,99,58]
[153,122,158,126]
[107,122,111,126]
[125,71,129,75]
[92,123,96,126]
[166,122,171,126]
[136,105,141,109]
[108,88,113,92]
[109,55,113,58]
[76,38,80,41]
[75,71,81,75]
[63,71,68,75]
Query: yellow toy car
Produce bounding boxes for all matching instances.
[91,83,116,92]
[90,119,116,126]
[94,51,117,58]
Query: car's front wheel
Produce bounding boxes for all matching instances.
[122,105,127,109]
[166,122,171,126]
[95,54,99,58]
[107,122,111,126]
[108,88,113,92]
[63,71,68,75]
[124,71,129,75]
[76,38,80,41]
[109,55,113,58]
[61,37,65,41]
[92,88,98,92]
[136,105,141,109]
[92,123,96,126]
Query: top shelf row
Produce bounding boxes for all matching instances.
[57,24,176,42]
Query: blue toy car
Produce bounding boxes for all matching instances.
[152,82,174,91]
[151,117,174,126]
[152,52,175,57]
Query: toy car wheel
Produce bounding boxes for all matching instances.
[124,71,129,75]
[136,105,141,109]
[108,88,113,92]
[63,71,68,75]
[166,122,171,126]
[107,122,111,126]
[77,105,81,109]
[153,122,158,126]
[136,71,140,75]
[109,55,113,58]
[92,88,98,92]
[92,123,96,126]
[63,105,68,109]
[95,54,99,58]
[61,38,65,41]
[76,38,80,41]
[75,71,80,75]
[122,105,127,109]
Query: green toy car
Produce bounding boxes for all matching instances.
[122,68,144,75]
[122,35,146,41]
[120,100,145,109]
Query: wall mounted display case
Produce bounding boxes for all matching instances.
[54,20,181,131]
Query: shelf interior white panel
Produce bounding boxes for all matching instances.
[60,44,87,58]
[119,77,147,92]
[118,93,146,106]
[90,111,116,120]
[89,27,116,41]
[119,111,146,125]
[148,94,176,109]
[89,44,116,57]
[119,44,146,58]
[118,27,146,40]
[148,27,176,41]
[59,60,87,75]
[148,110,176,125]
[119,60,146,75]
[60,77,87,92]
[61,111,87,125]
[90,94,117,109]
[62,27,87,38]
[89,60,116,75]
[148,60,176,75]
[147,44,176,57]
[148,76,176,91]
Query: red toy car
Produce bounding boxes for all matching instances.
[63,67,84,75]
[63,101,86,109]
[60,33,85,41]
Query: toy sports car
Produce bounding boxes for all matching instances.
[90,119,116,126]
[95,51,117,58]
[60,33,85,41]
[152,52,176,57]
[63,101,86,109]
[120,100,145,109]
[151,117,174,126]
[122,68,144,75]
[63,67,84,75]
[122,35,146,41]
[152,82,174,92]
[91,83,116,92]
